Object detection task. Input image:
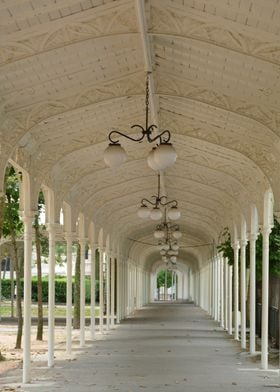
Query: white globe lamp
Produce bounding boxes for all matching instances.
[104,143,127,168]
[154,229,165,239]
[167,206,181,220]
[150,207,163,221]
[137,205,150,219]
[173,230,182,239]
[153,143,177,171]
[147,148,161,171]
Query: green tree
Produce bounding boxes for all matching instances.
[34,190,48,341]
[157,270,173,288]
[217,218,280,279]
[0,174,6,361]
[3,166,24,349]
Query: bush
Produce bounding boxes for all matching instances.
[0,279,12,299]
[1,277,99,304]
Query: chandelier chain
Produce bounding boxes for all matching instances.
[145,73,150,130]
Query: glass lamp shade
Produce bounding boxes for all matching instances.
[150,207,163,221]
[153,143,177,171]
[167,206,181,221]
[161,244,169,251]
[147,148,161,171]
[154,229,165,239]
[104,143,127,168]
[171,244,179,251]
[137,205,150,219]
[173,230,182,239]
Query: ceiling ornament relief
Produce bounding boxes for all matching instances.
[160,111,278,177]
[5,72,144,132]
[157,73,280,136]
[0,1,137,66]
[150,0,280,66]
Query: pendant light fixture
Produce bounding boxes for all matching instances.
[137,174,181,221]
[104,73,177,170]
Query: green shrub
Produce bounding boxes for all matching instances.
[0,279,13,299]
[1,277,99,304]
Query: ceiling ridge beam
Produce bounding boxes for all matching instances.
[135,0,159,127]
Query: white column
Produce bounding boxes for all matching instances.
[171,272,174,301]
[261,189,273,370]
[99,249,104,333]
[220,257,224,328]
[249,233,257,354]
[22,213,34,384]
[214,258,218,320]
[123,261,126,317]
[208,263,212,313]
[261,226,271,369]
[217,257,221,322]
[228,265,233,335]
[106,254,111,330]
[233,241,240,340]
[224,259,228,331]
[111,256,115,326]
[48,223,56,367]
[240,237,247,349]
[249,204,258,355]
[65,234,73,355]
[79,240,86,347]
[211,260,215,318]
[240,216,247,349]
[90,245,96,340]
[116,258,121,323]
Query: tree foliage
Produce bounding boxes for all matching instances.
[217,218,280,280]
[3,165,24,348]
[157,269,173,288]
[3,167,23,238]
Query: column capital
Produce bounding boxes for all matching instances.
[232,241,240,250]
[260,225,272,236]
[64,231,74,241]
[90,242,99,251]
[78,237,87,245]
[20,210,37,222]
[249,232,259,242]
[240,239,247,247]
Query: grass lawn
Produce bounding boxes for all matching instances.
[0,301,100,318]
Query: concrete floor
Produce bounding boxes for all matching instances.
[3,303,280,391]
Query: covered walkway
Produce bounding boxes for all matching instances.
[0,0,280,387]
[2,303,278,391]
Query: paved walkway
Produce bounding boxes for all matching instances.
[2,303,279,391]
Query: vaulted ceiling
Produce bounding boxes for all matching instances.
[1,0,280,269]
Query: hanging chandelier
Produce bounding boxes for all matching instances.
[137,174,181,221]
[153,208,182,265]
[104,73,177,170]
[154,223,182,240]
[159,240,180,266]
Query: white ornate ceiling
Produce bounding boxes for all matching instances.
[1,0,280,268]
